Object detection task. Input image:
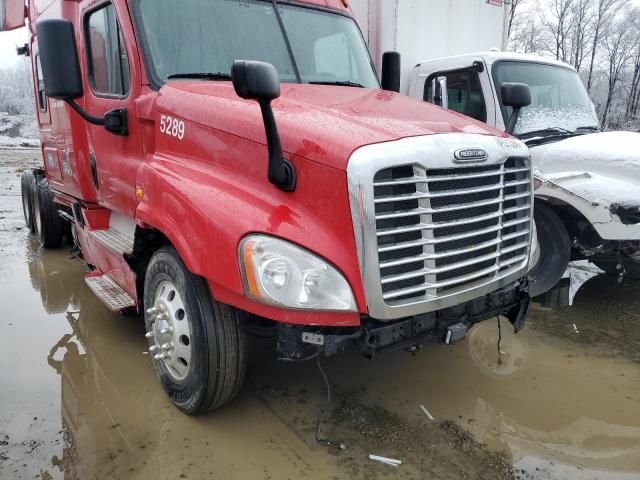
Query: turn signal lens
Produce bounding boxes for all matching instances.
[239,235,357,311]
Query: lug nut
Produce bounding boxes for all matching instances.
[146,307,159,315]
[161,342,174,351]
[159,327,174,335]
[154,352,170,361]
[149,345,160,353]
[145,331,154,339]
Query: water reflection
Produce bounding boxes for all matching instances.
[20,240,341,480]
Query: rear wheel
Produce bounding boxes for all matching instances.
[33,178,65,249]
[528,201,571,297]
[144,247,247,414]
[20,170,36,233]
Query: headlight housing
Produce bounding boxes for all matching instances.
[239,235,357,311]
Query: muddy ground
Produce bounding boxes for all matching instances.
[0,148,639,480]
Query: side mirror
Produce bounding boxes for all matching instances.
[231,60,281,102]
[501,82,531,134]
[433,76,449,109]
[231,60,295,192]
[381,51,401,93]
[36,19,83,100]
[36,18,129,136]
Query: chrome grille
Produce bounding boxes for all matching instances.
[373,158,531,305]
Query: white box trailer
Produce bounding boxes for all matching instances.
[349,0,507,93]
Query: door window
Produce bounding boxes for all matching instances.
[424,69,487,122]
[86,3,130,96]
[35,55,47,112]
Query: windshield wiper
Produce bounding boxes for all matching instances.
[167,72,232,81]
[519,127,575,139]
[309,80,365,88]
[576,125,600,132]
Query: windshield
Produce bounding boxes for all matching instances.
[493,61,599,136]
[133,0,380,88]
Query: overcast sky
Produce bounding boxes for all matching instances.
[1,0,640,69]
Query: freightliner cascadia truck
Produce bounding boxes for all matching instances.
[4,0,533,414]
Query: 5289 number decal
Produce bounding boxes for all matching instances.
[159,114,185,140]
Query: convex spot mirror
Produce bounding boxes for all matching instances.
[36,19,83,100]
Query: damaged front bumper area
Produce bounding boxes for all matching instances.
[276,279,530,360]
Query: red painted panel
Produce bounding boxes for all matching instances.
[1,0,26,31]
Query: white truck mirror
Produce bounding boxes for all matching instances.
[433,76,448,109]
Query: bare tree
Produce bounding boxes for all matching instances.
[625,10,640,121]
[506,0,525,42]
[586,0,626,92]
[600,17,635,127]
[545,0,576,62]
[509,7,547,53]
[568,0,594,71]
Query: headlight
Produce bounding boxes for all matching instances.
[239,235,357,312]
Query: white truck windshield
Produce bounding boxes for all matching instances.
[494,61,599,136]
[133,0,380,88]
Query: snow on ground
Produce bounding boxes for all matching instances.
[0,112,39,148]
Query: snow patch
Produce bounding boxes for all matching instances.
[515,105,598,136]
[0,112,40,148]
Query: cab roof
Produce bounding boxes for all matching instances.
[416,51,576,72]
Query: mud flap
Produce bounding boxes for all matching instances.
[506,282,532,333]
[534,277,570,308]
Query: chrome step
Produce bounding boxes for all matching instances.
[85,272,135,311]
[89,228,134,255]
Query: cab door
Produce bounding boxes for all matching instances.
[80,1,143,217]
[419,59,497,128]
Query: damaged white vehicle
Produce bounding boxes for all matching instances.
[532,132,640,278]
[409,52,640,295]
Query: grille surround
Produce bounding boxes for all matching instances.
[347,133,533,321]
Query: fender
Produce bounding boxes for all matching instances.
[531,132,640,241]
[134,130,365,327]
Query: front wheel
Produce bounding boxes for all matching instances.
[144,247,247,414]
[528,202,571,297]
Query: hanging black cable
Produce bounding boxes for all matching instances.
[315,350,346,450]
[272,0,302,83]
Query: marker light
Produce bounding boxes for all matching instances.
[239,235,357,311]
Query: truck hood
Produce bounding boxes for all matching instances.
[155,82,505,170]
[531,132,640,205]
[531,132,640,229]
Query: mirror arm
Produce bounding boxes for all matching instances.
[506,106,521,134]
[258,100,296,192]
[64,98,105,126]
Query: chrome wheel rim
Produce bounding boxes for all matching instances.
[146,280,193,382]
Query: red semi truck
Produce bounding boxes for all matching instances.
[4,0,534,414]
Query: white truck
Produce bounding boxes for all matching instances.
[351,0,640,296]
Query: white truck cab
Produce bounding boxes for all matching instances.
[410,51,640,294]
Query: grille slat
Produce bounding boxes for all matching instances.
[373,157,531,305]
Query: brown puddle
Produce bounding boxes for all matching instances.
[1,149,640,480]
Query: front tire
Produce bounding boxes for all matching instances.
[528,201,571,297]
[144,247,247,414]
